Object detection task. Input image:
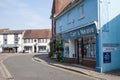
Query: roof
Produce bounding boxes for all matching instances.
[23,29,51,39]
[56,0,81,18]
[0,30,24,34]
[0,28,9,33]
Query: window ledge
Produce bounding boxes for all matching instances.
[78,16,85,21]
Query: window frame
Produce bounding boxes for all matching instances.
[78,5,84,20]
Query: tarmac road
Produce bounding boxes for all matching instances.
[3,53,95,80]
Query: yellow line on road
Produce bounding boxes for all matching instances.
[0,60,14,80]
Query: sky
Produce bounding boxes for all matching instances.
[0,0,53,30]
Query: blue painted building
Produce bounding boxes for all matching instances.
[53,0,120,72]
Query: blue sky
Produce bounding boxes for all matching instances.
[0,0,53,30]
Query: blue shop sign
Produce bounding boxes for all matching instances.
[62,24,97,39]
[103,52,111,63]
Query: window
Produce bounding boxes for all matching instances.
[78,5,84,19]
[38,46,46,51]
[24,39,27,43]
[30,39,33,43]
[24,46,32,52]
[38,39,41,43]
[83,35,96,58]
[67,13,71,24]
[14,34,19,44]
[28,39,30,43]
[64,40,69,57]
[42,39,44,43]
[59,18,62,27]
[45,39,47,43]
[3,34,7,44]
[59,19,62,31]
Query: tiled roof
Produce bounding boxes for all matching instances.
[56,0,80,18]
[0,30,24,34]
[23,29,51,39]
[0,28,9,33]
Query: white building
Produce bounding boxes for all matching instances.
[0,30,24,53]
[23,29,51,53]
[0,29,51,53]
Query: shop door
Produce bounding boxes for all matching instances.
[77,38,84,64]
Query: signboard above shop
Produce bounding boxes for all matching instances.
[62,24,97,39]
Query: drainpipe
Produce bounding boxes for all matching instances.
[96,0,103,72]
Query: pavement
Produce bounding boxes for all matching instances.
[33,53,120,80]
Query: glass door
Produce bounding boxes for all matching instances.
[77,38,84,64]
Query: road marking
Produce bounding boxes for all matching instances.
[0,54,14,80]
[0,62,14,80]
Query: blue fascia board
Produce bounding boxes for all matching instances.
[62,23,97,40]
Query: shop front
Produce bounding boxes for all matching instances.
[1,44,18,53]
[62,23,98,68]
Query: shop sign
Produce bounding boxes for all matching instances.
[103,47,117,52]
[103,52,111,63]
[62,24,97,39]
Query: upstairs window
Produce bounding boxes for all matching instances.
[3,34,7,44]
[14,34,19,44]
[67,13,71,24]
[38,39,41,43]
[59,18,62,31]
[24,39,27,43]
[67,12,74,24]
[78,5,84,19]
[45,39,47,43]
[59,18,62,27]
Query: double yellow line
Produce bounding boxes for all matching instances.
[0,59,14,80]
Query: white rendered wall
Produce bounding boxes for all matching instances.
[0,35,3,52]
[7,34,14,44]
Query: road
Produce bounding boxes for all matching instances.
[3,53,95,80]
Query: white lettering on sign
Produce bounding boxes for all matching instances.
[103,47,117,52]
[80,28,94,35]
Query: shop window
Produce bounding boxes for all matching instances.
[38,46,46,51]
[83,35,96,58]
[24,46,32,52]
[64,40,69,57]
